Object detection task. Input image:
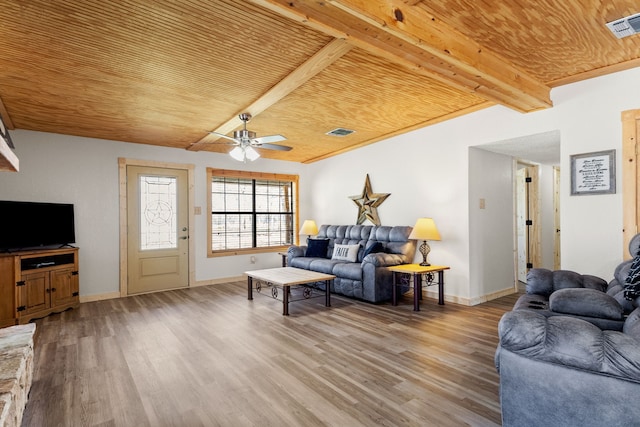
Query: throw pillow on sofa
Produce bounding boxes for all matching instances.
[363,241,384,257]
[624,250,640,301]
[332,244,360,262]
[305,238,329,257]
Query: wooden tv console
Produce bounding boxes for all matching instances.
[0,247,79,326]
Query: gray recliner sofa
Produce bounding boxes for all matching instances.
[513,268,628,330]
[513,234,640,330]
[287,224,416,303]
[495,233,640,426]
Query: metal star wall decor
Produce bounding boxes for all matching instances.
[349,174,390,225]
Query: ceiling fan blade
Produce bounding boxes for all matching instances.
[253,134,286,144]
[207,131,238,143]
[257,143,293,151]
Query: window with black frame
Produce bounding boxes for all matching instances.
[207,169,298,256]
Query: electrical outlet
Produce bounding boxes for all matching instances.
[479,198,486,209]
[250,256,256,264]
[194,206,202,215]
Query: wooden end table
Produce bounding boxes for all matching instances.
[388,264,450,311]
[245,267,335,315]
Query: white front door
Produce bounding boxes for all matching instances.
[126,166,189,295]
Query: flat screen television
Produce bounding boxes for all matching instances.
[0,200,76,251]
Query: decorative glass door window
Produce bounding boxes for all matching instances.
[139,175,177,250]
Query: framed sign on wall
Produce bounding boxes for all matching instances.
[570,149,616,195]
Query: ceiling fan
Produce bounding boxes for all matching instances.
[208,113,292,162]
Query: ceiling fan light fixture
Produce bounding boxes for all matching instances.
[245,146,260,161]
[229,146,245,161]
[229,145,260,162]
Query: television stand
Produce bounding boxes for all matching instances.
[0,247,80,326]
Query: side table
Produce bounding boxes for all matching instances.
[388,264,450,311]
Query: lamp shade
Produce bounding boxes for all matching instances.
[245,146,260,161]
[408,218,441,241]
[229,145,260,162]
[299,220,319,236]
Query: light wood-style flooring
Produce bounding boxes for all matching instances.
[22,281,519,426]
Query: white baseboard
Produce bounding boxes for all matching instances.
[191,276,244,287]
[79,291,121,303]
[468,287,518,306]
[423,286,517,306]
[422,290,470,306]
[79,277,245,303]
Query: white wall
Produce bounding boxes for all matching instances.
[2,66,639,303]
[554,71,637,272]
[0,131,305,299]
[468,148,515,300]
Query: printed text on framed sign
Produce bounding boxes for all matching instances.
[570,149,616,195]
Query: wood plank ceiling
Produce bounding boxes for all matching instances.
[0,0,639,163]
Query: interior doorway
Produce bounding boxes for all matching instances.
[515,162,541,283]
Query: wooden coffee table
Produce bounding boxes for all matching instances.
[245,267,335,315]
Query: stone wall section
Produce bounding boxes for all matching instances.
[0,324,35,427]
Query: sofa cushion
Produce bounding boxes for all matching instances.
[549,288,624,320]
[624,307,640,340]
[498,310,640,381]
[309,259,345,275]
[289,257,318,270]
[526,268,608,297]
[331,244,360,262]
[386,241,413,257]
[332,262,363,281]
[305,238,329,258]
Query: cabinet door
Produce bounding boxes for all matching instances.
[19,271,51,316]
[50,268,79,307]
[0,257,16,326]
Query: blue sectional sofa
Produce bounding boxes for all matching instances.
[287,224,416,303]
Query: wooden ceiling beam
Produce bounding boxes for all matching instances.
[188,38,352,151]
[250,0,552,113]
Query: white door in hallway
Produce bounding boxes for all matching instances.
[126,166,189,294]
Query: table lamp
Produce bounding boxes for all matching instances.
[299,220,319,243]
[408,218,441,266]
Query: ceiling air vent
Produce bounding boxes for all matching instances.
[606,12,640,39]
[326,128,355,137]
